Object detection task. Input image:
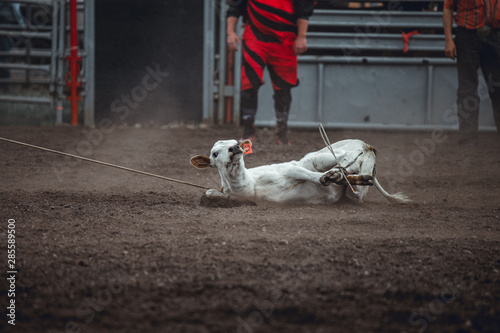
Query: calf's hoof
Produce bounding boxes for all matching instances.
[361,175,374,186]
[201,189,256,208]
[349,175,374,186]
[320,170,343,186]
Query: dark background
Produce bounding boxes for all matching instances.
[95,0,204,125]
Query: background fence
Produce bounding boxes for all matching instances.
[204,0,496,131]
[0,0,94,126]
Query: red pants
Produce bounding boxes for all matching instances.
[241,38,298,91]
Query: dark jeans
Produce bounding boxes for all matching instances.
[455,27,500,139]
[0,37,11,91]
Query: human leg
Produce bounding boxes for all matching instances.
[273,87,292,145]
[455,27,482,144]
[240,88,258,140]
[481,30,500,135]
[240,39,267,141]
[268,42,297,145]
[0,37,11,91]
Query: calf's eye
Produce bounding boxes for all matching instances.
[213,152,218,158]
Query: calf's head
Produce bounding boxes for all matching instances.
[190,139,252,171]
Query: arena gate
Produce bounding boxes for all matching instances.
[203,0,497,131]
[0,0,94,126]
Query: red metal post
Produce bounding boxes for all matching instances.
[67,0,81,125]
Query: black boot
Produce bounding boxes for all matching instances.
[241,115,256,142]
[273,88,291,145]
[275,119,290,145]
[240,88,258,142]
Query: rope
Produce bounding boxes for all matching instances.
[318,124,360,199]
[0,137,210,190]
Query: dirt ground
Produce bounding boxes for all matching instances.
[0,124,499,333]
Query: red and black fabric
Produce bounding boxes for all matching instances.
[228,0,314,91]
[243,0,300,44]
[241,38,298,90]
[227,0,314,27]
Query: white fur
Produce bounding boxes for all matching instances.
[191,139,410,205]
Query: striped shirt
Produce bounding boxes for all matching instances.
[444,0,500,29]
[228,0,314,43]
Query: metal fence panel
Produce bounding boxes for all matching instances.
[323,64,428,125]
[255,60,496,131]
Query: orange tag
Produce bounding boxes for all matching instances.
[243,143,253,155]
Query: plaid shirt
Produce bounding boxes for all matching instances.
[444,0,500,29]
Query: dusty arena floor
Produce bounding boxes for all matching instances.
[0,125,499,333]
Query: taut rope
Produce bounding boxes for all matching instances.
[0,137,210,190]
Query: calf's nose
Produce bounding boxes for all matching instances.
[228,144,240,154]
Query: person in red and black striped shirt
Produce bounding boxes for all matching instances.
[227,0,314,145]
[443,0,500,145]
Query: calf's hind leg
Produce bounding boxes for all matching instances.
[346,152,377,202]
[320,169,373,187]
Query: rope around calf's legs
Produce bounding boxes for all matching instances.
[318,124,360,199]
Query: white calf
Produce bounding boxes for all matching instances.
[190,139,409,205]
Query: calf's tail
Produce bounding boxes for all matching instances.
[373,177,411,204]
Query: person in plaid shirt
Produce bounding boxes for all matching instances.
[443,0,500,145]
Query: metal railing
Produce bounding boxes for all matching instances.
[309,9,445,29]
[307,32,446,52]
[0,0,57,106]
[0,0,94,126]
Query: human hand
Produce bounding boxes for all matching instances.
[294,36,307,55]
[227,32,241,52]
[445,39,457,60]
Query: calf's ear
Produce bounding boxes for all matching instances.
[190,155,211,169]
[239,139,252,148]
